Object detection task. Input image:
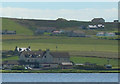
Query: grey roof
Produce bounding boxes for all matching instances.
[61,62,73,65]
[92,18,104,20]
[2,30,16,34]
[37,27,56,30]
[92,18,105,22]
[21,51,45,58]
[7,31,16,33]
[21,51,70,58]
[73,30,85,34]
[3,60,20,65]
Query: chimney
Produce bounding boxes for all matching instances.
[15,46,18,51]
[46,49,50,53]
[28,46,30,49]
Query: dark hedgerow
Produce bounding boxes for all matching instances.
[11,65,25,70]
[74,65,106,70]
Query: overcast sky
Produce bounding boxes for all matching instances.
[0,2,118,22]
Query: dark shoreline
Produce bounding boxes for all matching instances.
[1,69,120,73]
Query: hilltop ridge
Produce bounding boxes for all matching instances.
[2,17,118,35]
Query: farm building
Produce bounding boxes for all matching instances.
[96,32,115,37]
[105,32,115,37]
[114,20,119,23]
[2,60,39,69]
[3,49,73,69]
[20,49,70,64]
[19,49,72,68]
[2,60,20,69]
[67,30,86,37]
[61,62,73,69]
[2,30,16,35]
[51,30,65,35]
[35,27,56,34]
[52,30,61,35]
[91,18,105,23]
[96,32,105,36]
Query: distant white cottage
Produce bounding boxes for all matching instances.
[88,25,98,29]
[88,24,104,29]
[98,24,104,28]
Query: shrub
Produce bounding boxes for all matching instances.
[3,67,9,70]
[11,65,25,70]
[74,65,106,70]
[97,36,118,40]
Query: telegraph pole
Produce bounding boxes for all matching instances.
[56,45,58,51]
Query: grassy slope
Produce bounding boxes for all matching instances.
[2,18,33,35]
[2,18,118,36]
[15,18,118,31]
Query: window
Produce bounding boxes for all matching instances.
[27,59,30,62]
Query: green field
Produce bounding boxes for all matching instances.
[70,57,118,67]
[2,18,33,35]
[2,35,118,52]
[3,56,19,61]
[2,35,118,58]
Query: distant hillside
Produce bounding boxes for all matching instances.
[2,18,33,35]
[2,17,118,35]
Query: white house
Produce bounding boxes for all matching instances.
[15,46,31,53]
